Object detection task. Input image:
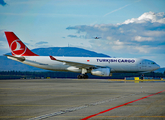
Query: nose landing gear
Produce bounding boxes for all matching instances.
[140,74,144,80]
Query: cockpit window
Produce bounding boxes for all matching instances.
[151,62,156,64]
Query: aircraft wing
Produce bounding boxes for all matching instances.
[50,56,99,69]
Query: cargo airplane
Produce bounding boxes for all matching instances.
[4,32,160,79]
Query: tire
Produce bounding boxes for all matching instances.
[77,75,82,79]
[83,74,88,79]
[77,74,88,79]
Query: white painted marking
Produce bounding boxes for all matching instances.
[28,92,141,120]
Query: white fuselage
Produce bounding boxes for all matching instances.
[8,56,160,73]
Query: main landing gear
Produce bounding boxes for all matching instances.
[77,74,88,79]
[77,68,88,79]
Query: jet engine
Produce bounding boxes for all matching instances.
[67,66,81,73]
[91,68,110,76]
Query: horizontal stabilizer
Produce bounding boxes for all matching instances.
[4,55,25,62]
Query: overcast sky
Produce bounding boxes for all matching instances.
[0,0,165,67]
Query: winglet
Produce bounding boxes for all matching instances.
[50,56,56,60]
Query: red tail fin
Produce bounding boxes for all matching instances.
[4,32,38,56]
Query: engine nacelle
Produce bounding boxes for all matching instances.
[91,68,111,76]
[67,66,81,73]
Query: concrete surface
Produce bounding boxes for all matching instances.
[0,79,165,120]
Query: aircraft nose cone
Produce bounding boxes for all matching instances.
[156,64,160,69]
[154,64,160,70]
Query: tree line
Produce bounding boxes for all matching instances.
[0,71,165,80]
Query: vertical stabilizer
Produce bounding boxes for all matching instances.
[4,32,38,56]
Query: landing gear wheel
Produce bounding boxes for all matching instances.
[140,74,144,80]
[83,74,88,79]
[77,74,88,79]
[77,75,82,79]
